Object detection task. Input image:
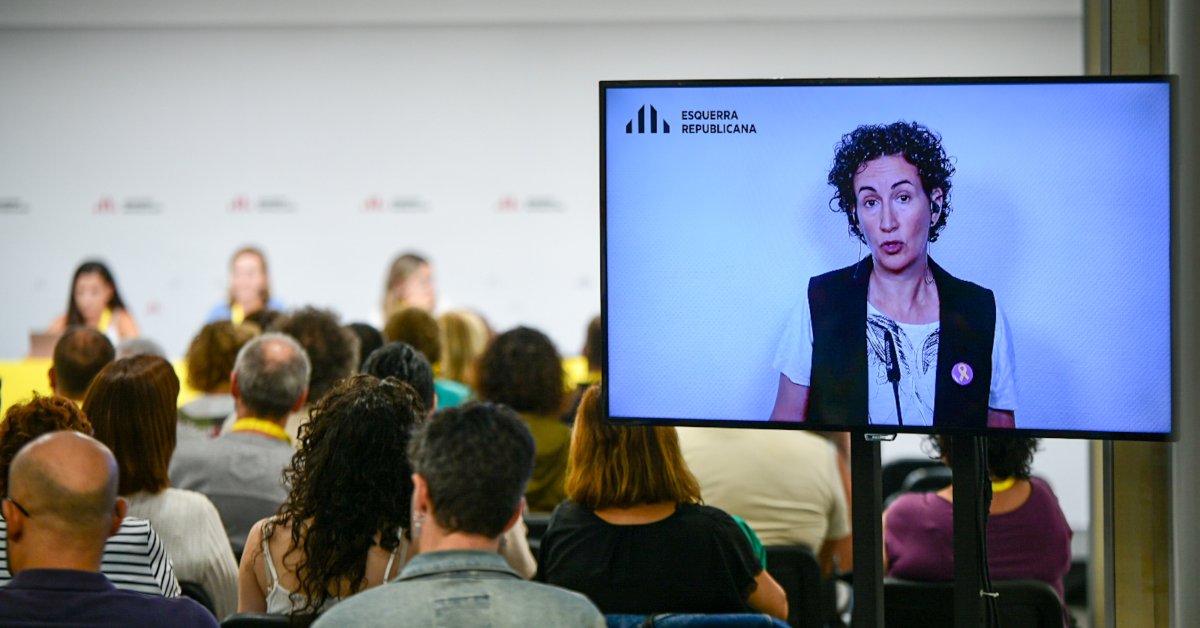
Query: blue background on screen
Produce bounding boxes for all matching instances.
[604,81,1171,434]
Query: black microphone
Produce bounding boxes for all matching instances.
[884,330,904,425]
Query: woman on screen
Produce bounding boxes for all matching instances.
[769,121,1016,428]
[48,260,139,343]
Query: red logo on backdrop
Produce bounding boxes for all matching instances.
[364,196,383,212]
[497,195,518,212]
[230,196,250,212]
[145,301,161,316]
[94,197,117,214]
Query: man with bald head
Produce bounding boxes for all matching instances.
[0,431,216,626]
[170,332,310,553]
[48,327,115,402]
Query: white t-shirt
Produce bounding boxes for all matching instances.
[773,292,1017,426]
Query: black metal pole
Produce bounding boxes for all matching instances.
[952,435,985,627]
[851,434,884,628]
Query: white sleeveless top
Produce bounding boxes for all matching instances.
[261,526,409,615]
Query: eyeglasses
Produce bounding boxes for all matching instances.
[5,496,31,518]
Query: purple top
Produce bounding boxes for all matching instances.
[884,477,1073,600]
[0,569,217,627]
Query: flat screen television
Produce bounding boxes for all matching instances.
[601,76,1175,440]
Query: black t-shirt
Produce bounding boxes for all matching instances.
[535,501,762,615]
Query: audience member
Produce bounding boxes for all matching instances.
[115,337,166,359]
[381,251,435,319]
[884,435,1073,601]
[560,315,602,423]
[171,333,309,554]
[0,395,180,597]
[207,246,284,324]
[476,326,569,512]
[237,375,424,616]
[384,307,470,407]
[266,307,359,441]
[47,327,115,403]
[0,432,216,627]
[313,402,604,628]
[47,260,139,342]
[436,309,490,388]
[677,426,850,573]
[83,356,239,619]
[537,385,788,620]
[360,342,536,577]
[179,320,260,428]
[345,322,383,372]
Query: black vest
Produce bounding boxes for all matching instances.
[807,257,995,428]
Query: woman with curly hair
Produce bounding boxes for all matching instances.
[237,374,426,616]
[476,326,568,513]
[770,121,1017,429]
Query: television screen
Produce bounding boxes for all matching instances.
[601,77,1174,439]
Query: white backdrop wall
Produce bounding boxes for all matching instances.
[0,2,1088,528]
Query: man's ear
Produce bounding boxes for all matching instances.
[501,497,526,534]
[47,367,57,394]
[412,473,430,514]
[110,497,128,537]
[3,499,24,539]
[290,388,309,414]
[229,371,241,401]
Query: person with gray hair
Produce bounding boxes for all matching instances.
[0,431,216,627]
[171,333,310,555]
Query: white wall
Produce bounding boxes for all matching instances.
[0,0,1088,526]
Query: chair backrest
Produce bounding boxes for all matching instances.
[206,492,285,553]
[899,465,953,494]
[605,614,789,627]
[883,578,1067,628]
[179,580,215,616]
[881,458,944,502]
[763,545,828,628]
[220,612,316,628]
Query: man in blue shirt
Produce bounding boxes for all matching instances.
[314,403,603,627]
[0,431,216,627]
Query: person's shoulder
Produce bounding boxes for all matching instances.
[160,488,223,516]
[810,260,864,284]
[108,588,218,626]
[510,580,605,619]
[114,515,154,538]
[885,492,945,524]
[677,503,742,532]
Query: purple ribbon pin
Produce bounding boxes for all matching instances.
[951,362,974,386]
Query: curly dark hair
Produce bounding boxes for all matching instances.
[269,307,359,404]
[931,435,1038,480]
[0,394,92,495]
[184,320,260,392]
[476,326,564,416]
[827,121,955,243]
[272,374,425,615]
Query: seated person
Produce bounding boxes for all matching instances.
[84,356,239,619]
[345,322,384,372]
[313,402,604,628]
[536,385,788,621]
[0,431,215,627]
[476,327,570,513]
[677,426,850,574]
[178,321,260,429]
[237,375,425,616]
[266,307,359,441]
[47,327,115,404]
[171,333,309,553]
[883,435,1072,601]
[47,260,139,343]
[206,246,284,324]
[384,307,471,408]
[360,341,537,578]
[436,309,491,389]
[0,394,180,597]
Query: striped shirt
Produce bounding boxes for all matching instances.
[0,515,180,597]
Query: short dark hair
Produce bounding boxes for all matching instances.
[382,307,441,364]
[52,327,116,399]
[409,402,535,538]
[476,326,564,415]
[345,323,384,372]
[270,307,359,404]
[361,342,436,413]
[931,435,1038,480]
[234,333,312,419]
[828,121,955,243]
